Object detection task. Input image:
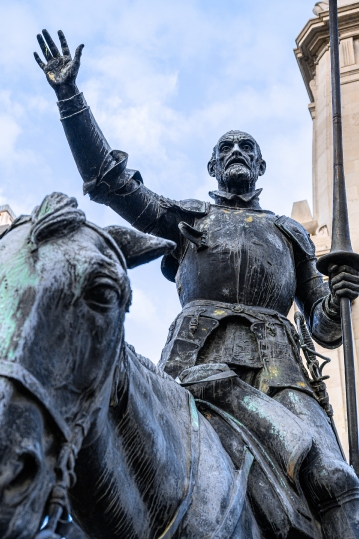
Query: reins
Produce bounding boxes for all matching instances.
[156,393,200,539]
[35,429,84,539]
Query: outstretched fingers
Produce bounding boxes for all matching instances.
[37,33,52,62]
[33,51,45,71]
[58,30,71,57]
[42,29,60,58]
[73,44,84,66]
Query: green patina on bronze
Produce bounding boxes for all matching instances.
[0,226,39,360]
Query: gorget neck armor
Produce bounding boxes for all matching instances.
[208,188,263,209]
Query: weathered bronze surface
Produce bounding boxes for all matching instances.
[2,25,359,538]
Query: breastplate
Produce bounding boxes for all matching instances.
[176,206,297,316]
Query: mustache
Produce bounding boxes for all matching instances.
[224,155,250,169]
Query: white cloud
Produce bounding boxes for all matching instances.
[0,114,22,160]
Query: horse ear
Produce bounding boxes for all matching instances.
[104,226,176,269]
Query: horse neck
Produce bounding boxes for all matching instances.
[71,345,192,539]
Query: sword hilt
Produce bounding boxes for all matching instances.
[316,250,359,276]
[294,311,333,415]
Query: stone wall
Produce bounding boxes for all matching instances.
[293,1,359,456]
[0,205,15,235]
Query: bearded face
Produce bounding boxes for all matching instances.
[207,131,266,194]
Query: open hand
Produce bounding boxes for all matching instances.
[34,29,84,101]
[329,264,359,305]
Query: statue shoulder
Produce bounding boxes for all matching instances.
[153,197,209,216]
[175,199,210,216]
[160,199,209,283]
[274,215,316,259]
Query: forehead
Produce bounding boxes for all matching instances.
[0,223,124,280]
[218,132,256,145]
[50,226,125,275]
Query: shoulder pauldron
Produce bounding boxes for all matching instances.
[176,198,210,216]
[161,199,210,282]
[274,215,316,260]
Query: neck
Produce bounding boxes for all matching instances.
[70,347,191,537]
[220,184,256,196]
[69,346,239,538]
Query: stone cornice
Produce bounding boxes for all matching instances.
[0,205,16,221]
[294,2,359,102]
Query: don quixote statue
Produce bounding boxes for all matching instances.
[1,1,359,537]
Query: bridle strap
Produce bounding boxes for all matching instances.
[0,360,82,537]
[0,360,71,441]
[157,393,200,539]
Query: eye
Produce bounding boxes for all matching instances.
[221,145,231,152]
[83,281,120,312]
[243,144,252,151]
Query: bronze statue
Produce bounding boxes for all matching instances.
[30,28,359,538]
[0,192,327,539]
[1,25,358,538]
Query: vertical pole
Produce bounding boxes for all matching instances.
[327,0,359,474]
[341,297,359,472]
[328,0,352,254]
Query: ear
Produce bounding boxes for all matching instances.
[207,158,216,177]
[258,159,266,177]
[105,226,176,269]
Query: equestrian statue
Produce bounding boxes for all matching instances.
[1,20,359,538]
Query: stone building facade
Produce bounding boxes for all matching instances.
[0,205,15,235]
[293,0,359,455]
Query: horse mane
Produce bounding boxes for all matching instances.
[28,192,86,251]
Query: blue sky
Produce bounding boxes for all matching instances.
[0,0,318,361]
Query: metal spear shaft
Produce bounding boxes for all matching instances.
[317,0,359,474]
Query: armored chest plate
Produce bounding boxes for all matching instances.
[176,206,297,315]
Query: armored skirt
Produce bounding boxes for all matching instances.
[159,300,313,396]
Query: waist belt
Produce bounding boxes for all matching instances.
[181,299,292,327]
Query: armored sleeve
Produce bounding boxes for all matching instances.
[295,258,342,348]
[57,92,188,245]
[275,216,342,348]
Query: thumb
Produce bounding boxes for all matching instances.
[74,44,84,64]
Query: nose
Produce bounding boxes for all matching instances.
[0,451,40,506]
[232,142,241,154]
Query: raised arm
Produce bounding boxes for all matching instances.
[33,30,184,245]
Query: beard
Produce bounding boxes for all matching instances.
[224,163,250,180]
[222,163,254,191]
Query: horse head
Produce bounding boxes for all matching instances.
[0,192,175,539]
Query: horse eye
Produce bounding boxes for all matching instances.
[84,283,119,312]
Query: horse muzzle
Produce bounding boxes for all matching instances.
[0,378,54,539]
